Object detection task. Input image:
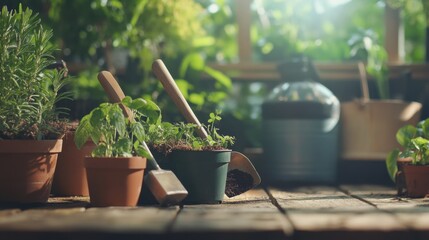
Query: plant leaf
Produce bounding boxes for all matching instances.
[412,136,429,145]
[396,125,416,147]
[74,115,92,149]
[90,108,104,128]
[122,96,133,106]
[131,122,145,142]
[422,119,429,138]
[189,53,205,71]
[189,93,205,106]
[129,97,147,110]
[135,144,151,159]
[114,138,132,157]
[179,53,204,78]
[92,144,108,157]
[139,99,161,124]
[386,149,399,182]
[110,105,126,137]
[203,66,232,89]
[192,140,202,150]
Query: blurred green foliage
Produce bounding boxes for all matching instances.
[1,0,233,121]
[1,0,428,148]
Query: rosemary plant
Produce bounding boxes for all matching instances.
[0,5,70,140]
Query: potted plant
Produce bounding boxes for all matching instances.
[52,121,95,197]
[74,96,162,207]
[0,6,70,203]
[386,119,429,197]
[149,110,235,204]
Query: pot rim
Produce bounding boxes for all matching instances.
[85,156,147,169]
[0,139,63,153]
[170,149,232,153]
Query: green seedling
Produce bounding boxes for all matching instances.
[148,110,234,154]
[386,118,429,181]
[74,96,161,158]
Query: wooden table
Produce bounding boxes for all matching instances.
[0,185,428,240]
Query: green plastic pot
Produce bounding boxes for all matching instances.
[168,150,231,204]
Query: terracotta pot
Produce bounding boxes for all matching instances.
[168,150,231,204]
[85,157,146,207]
[52,131,95,196]
[0,140,63,203]
[395,158,412,196]
[403,164,429,198]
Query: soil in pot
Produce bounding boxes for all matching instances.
[168,150,231,204]
[402,164,429,198]
[0,140,62,203]
[85,157,146,207]
[52,131,95,196]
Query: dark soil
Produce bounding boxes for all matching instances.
[0,119,69,140]
[225,169,253,197]
[150,142,227,156]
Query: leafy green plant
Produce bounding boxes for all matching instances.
[74,96,161,157]
[0,5,70,140]
[148,110,235,155]
[386,119,429,181]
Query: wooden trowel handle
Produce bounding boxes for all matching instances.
[97,71,158,168]
[152,59,209,139]
[97,71,133,119]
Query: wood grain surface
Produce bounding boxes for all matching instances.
[0,186,428,240]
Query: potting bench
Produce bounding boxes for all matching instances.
[0,185,428,240]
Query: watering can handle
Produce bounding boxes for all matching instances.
[358,61,370,102]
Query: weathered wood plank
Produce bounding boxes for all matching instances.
[0,206,179,240]
[339,185,424,209]
[76,207,179,232]
[0,208,86,228]
[2,186,429,240]
[172,189,292,239]
[0,209,21,217]
[270,186,372,209]
[270,186,410,240]
[172,208,292,240]
[0,207,178,232]
[184,188,274,209]
[342,184,429,239]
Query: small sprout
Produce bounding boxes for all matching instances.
[147,110,234,154]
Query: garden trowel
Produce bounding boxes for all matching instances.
[152,59,261,197]
[98,71,188,206]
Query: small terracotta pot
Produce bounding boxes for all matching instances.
[395,158,412,196]
[0,140,62,203]
[402,164,429,198]
[52,131,95,196]
[85,156,146,207]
